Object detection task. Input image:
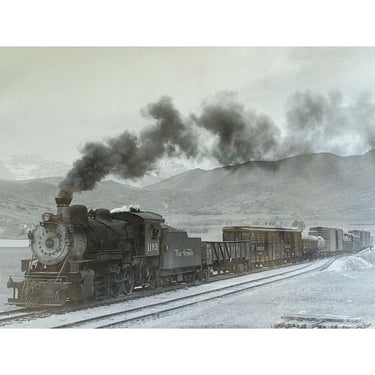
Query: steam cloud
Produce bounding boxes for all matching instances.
[58,90,375,200]
[192,92,280,164]
[282,90,375,156]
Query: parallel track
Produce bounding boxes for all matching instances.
[52,257,336,329]
[0,259,317,327]
[0,256,342,328]
[0,308,40,323]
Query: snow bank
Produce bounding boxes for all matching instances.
[328,249,375,272]
[357,248,375,264]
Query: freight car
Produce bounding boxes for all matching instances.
[343,232,355,253]
[348,230,371,252]
[308,227,371,255]
[308,227,343,256]
[201,241,251,276]
[222,225,303,267]
[302,234,325,259]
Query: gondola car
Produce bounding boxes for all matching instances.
[201,240,251,276]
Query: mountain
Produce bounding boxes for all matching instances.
[0,178,139,238]
[123,159,191,187]
[0,154,191,187]
[128,150,375,238]
[2,155,71,180]
[1,151,375,240]
[0,161,14,180]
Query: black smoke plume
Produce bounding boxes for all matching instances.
[58,90,375,201]
[191,92,280,164]
[58,96,199,200]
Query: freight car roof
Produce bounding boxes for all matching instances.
[309,226,343,231]
[223,225,301,233]
[302,234,321,240]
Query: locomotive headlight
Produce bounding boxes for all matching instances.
[42,212,52,222]
[45,237,55,248]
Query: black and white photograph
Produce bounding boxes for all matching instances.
[2,45,375,329]
[1,1,375,373]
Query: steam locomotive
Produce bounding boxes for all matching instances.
[7,197,372,307]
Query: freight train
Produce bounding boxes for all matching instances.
[7,197,372,307]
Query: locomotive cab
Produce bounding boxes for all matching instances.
[110,210,165,289]
[110,210,165,256]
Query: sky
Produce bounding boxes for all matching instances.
[1,47,375,167]
[1,0,375,173]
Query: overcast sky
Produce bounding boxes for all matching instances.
[1,47,375,165]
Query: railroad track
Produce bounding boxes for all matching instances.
[274,314,370,328]
[0,257,337,328]
[0,307,51,324]
[0,278,209,327]
[50,257,335,329]
[0,258,319,327]
[0,287,171,327]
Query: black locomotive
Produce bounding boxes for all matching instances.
[8,196,205,307]
[7,197,372,307]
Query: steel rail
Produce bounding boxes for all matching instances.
[52,258,335,329]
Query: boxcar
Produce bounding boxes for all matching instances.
[343,232,354,253]
[222,226,303,267]
[348,230,371,251]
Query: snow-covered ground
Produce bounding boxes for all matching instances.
[0,244,29,311]
[1,246,375,375]
[111,249,375,328]
[1,248,375,328]
[1,259,328,328]
[0,239,28,247]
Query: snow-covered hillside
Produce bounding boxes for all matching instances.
[1,154,71,180]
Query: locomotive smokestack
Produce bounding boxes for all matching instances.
[55,197,72,206]
[55,196,72,222]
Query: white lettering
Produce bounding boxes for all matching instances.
[174,249,194,256]
[147,242,159,252]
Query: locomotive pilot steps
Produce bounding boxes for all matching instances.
[7,197,372,308]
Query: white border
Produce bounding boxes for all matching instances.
[0,0,373,46]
